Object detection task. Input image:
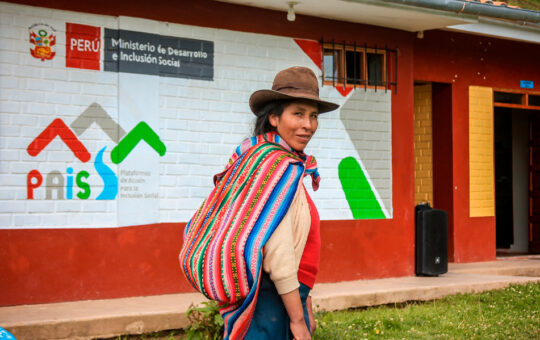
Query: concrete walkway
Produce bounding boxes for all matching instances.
[2,257,539,340]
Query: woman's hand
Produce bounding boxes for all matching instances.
[290,318,311,340]
[280,289,311,340]
[306,295,316,334]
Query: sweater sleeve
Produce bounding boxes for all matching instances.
[262,186,310,295]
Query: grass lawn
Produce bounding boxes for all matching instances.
[507,0,540,11]
[104,282,540,340]
[313,282,539,340]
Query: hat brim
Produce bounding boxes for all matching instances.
[249,89,339,116]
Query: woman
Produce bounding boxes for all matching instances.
[179,66,339,340]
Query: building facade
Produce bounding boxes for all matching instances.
[1,0,539,306]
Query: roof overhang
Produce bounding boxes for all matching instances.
[216,0,475,31]
[447,17,540,44]
[216,0,540,44]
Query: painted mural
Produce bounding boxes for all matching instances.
[0,2,393,229]
[26,103,165,202]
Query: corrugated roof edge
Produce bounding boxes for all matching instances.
[370,0,540,23]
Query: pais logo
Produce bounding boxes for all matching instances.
[26,103,167,200]
[29,23,56,61]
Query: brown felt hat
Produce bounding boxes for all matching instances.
[249,66,339,116]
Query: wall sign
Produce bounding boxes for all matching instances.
[520,80,534,89]
[104,28,214,80]
[66,23,101,70]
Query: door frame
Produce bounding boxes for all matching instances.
[493,88,540,253]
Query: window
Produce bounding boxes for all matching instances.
[367,50,384,86]
[323,48,343,83]
[321,41,397,92]
[529,95,540,106]
[493,90,540,109]
[345,48,364,85]
[494,91,524,105]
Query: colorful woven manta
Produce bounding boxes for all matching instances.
[179,132,320,339]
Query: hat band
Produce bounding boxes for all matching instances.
[274,86,319,98]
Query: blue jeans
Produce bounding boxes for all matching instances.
[245,272,311,340]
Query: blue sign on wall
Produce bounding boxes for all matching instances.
[520,80,534,89]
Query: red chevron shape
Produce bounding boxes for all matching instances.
[27,118,91,163]
[294,39,322,69]
[335,86,353,97]
[294,39,353,98]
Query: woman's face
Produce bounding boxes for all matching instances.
[269,100,319,151]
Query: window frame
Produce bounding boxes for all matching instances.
[345,45,366,86]
[323,45,345,85]
[322,43,388,91]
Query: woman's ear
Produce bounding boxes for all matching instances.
[269,113,279,128]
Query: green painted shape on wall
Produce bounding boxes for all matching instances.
[338,156,386,219]
[111,121,166,164]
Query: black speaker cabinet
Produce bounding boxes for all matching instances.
[415,203,448,276]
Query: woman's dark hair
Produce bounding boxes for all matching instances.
[253,100,290,135]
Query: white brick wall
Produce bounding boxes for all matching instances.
[339,90,393,216]
[0,2,393,228]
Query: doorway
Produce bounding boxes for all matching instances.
[413,82,454,259]
[432,83,454,259]
[494,104,540,254]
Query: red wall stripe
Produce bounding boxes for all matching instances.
[2,216,418,306]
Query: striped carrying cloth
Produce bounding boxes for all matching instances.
[179,132,320,339]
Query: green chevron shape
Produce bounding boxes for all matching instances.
[111,121,166,164]
[338,157,386,219]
